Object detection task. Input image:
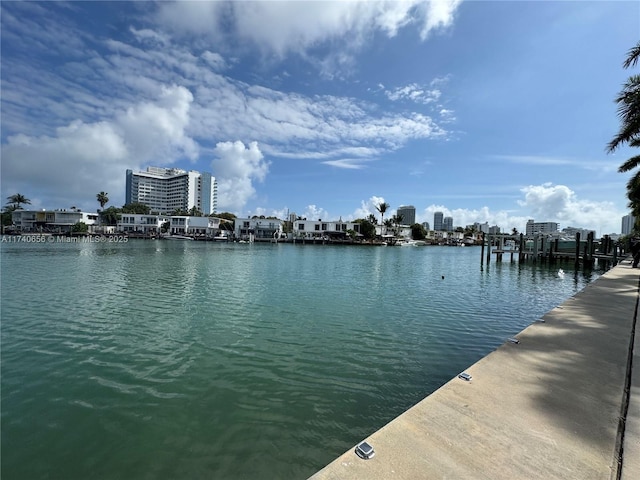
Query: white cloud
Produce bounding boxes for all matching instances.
[1,86,198,210]
[201,51,227,71]
[418,0,462,39]
[518,183,619,231]
[211,141,270,213]
[351,196,388,221]
[301,204,331,221]
[490,155,617,173]
[409,183,623,235]
[385,83,442,104]
[322,159,370,170]
[154,1,462,58]
[129,27,170,46]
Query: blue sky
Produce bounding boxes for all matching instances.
[1,1,639,235]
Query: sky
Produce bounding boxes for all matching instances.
[1,1,639,235]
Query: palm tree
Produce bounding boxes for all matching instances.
[375,201,389,234]
[6,193,31,210]
[384,218,394,235]
[96,192,109,209]
[608,41,640,216]
[391,213,404,235]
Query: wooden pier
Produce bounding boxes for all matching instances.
[480,232,620,269]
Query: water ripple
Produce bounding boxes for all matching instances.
[1,242,606,479]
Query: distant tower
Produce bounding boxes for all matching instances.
[443,216,453,232]
[434,211,443,231]
[622,214,635,235]
[396,205,416,225]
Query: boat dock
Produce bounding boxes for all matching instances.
[480,232,620,269]
[308,259,639,480]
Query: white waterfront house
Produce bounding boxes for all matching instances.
[234,217,284,241]
[116,214,223,237]
[11,209,99,233]
[292,218,361,239]
[117,214,170,234]
[168,216,221,237]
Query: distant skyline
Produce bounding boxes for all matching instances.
[1,1,639,235]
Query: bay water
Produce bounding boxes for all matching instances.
[1,240,604,479]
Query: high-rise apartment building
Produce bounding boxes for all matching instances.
[622,214,635,235]
[434,211,443,231]
[443,216,453,232]
[125,167,218,215]
[396,205,416,225]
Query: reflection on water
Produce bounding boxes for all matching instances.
[1,241,609,479]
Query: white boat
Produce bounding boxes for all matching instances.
[397,239,424,246]
[163,234,193,240]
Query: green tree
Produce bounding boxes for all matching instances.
[188,206,203,217]
[608,41,640,216]
[100,206,121,226]
[72,221,88,233]
[353,219,376,239]
[122,202,150,214]
[96,192,109,209]
[2,204,18,229]
[390,213,404,235]
[383,218,393,234]
[366,213,378,225]
[411,223,427,240]
[214,212,237,221]
[375,201,389,234]
[6,193,31,210]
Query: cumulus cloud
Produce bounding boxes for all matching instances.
[518,183,619,230]
[1,85,197,209]
[211,141,270,212]
[408,184,623,235]
[301,204,331,221]
[351,196,388,220]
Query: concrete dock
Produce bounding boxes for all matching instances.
[309,260,639,480]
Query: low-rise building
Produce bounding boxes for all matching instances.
[117,214,170,234]
[293,219,360,239]
[11,209,99,233]
[234,217,284,241]
[169,216,221,236]
[526,219,559,235]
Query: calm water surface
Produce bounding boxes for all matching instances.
[1,240,606,479]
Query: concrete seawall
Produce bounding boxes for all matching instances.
[309,261,639,480]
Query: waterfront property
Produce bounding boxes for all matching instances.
[233,217,284,241]
[167,215,221,237]
[117,213,170,235]
[10,209,99,233]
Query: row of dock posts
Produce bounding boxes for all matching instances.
[480,232,619,269]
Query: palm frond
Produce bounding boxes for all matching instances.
[619,154,640,173]
[623,41,640,69]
